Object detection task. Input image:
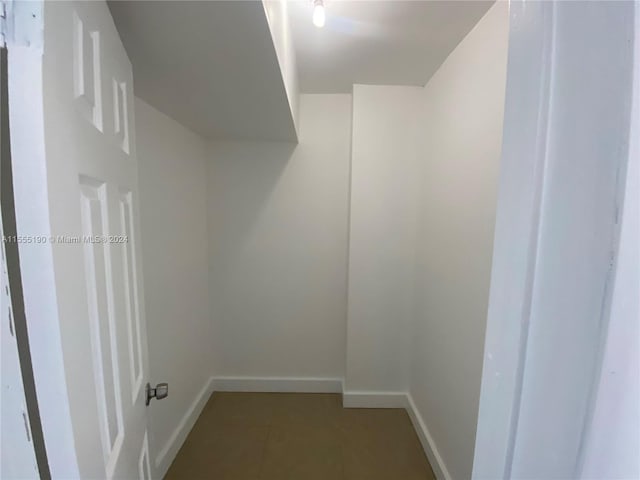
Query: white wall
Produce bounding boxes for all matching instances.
[134,6,509,477]
[207,94,351,379]
[410,3,509,480]
[263,0,299,136]
[135,99,213,473]
[471,2,551,477]
[345,85,422,394]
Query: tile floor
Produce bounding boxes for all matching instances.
[164,392,436,480]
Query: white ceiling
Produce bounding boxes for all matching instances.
[109,1,298,141]
[109,1,493,140]
[289,0,493,93]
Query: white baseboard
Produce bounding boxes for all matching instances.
[406,393,452,480]
[154,377,214,479]
[342,391,409,408]
[211,376,343,393]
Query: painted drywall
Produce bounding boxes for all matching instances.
[135,98,214,472]
[345,85,422,393]
[471,2,552,477]
[289,1,492,93]
[410,3,509,479]
[110,1,297,141]
[207,94,351,379]
[263,0,300,135]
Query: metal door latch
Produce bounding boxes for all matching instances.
[145,382,168,406]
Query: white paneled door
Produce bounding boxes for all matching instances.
[8,1,152,478]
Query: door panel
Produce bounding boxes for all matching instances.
[39,1,151,477]
[119,189,145,405]
[79,179,125,467]
[139,432,152,480]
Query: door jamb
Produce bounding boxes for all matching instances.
[473,1,638,478]
[5,2,81,477]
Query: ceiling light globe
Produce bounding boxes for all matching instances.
[313,3,325,28]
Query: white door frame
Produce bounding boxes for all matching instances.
[473,1,638,478]
[1,42,46,478]
[5,2,81,477]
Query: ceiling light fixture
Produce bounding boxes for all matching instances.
[313,0,325,28]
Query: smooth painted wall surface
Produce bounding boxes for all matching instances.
[207,94,351,378]
[263,0,299,136]
[410,3,509,479]
[135,98,213,469]
[346,85,422,393]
